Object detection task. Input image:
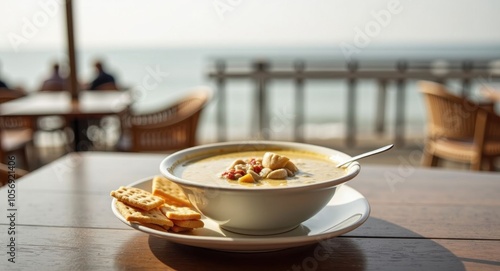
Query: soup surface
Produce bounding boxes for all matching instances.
[176,150,346,188]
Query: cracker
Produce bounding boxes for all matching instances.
[160,204,201,220]
[110,186,164,211]
[115,201,173,227]
[172,219,204,229]
[141,223,170,232]
[170,225,194,233]
[152,176,192,207]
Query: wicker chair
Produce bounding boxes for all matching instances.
[419,81,500,171]
[118,87,212,152]
[0,90,35,170]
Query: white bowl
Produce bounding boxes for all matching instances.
[159,141,361,235]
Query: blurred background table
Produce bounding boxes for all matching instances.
[0,91,130,117]
[1,152,499,270]
[0,91,131,153]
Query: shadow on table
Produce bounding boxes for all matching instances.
[148,236,365,271]
[147,217,468,271]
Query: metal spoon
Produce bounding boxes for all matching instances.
[336,144,394,168]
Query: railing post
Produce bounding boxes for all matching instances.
[215,60,227,142]
[253,60,269,139]
[375,79,387,135]
[346,60,358,147]
[461,60,473,97]
[294,60,305,142]
[395,60,407,147]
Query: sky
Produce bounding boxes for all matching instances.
[1,0,500,52]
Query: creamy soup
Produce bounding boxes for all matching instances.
[176,150,346,188]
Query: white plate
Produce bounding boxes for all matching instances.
[111,177,370,252]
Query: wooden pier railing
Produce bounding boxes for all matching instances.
[207,58,499,146]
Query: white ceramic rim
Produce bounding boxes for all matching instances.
[159,140,361,192]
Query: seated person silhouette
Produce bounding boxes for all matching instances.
[0,61,26,97]
[88,61,118,90]
[0,61,10,89]
[0,79,26,101]
[39,63,67,91]
[0,79,7,89]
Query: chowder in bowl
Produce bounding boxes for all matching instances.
[160,141,360,235]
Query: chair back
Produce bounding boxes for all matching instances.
[478,106,500,142]
[124,87,212,152]
[0,92,34,131]
[419,81,480,140]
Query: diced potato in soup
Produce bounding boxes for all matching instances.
[177,150,346,188]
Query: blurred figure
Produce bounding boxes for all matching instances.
[88,60,118,90]
[0,61,9,89]
[0,78,7,89]
[39,63,67,91]
[0,61,26,98]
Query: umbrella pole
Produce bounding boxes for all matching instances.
[65,0,78,101]
[65,0,83,151]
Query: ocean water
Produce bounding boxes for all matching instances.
[1,46,499,143]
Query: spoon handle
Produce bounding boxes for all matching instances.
[336,144,394,168]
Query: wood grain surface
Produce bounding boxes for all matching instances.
[1,152,499,270]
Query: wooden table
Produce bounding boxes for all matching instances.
[0,91,131,151]
[1,152,499,270]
